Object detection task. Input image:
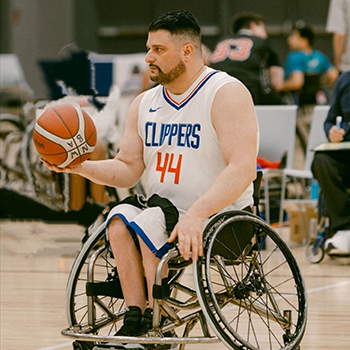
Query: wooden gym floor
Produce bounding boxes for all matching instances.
[1,219,350,350]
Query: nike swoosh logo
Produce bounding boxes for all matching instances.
[149,107,162,113]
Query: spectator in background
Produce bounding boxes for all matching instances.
[311,71,350,255]
[277,26,338,106]
[209,12,284,105]
[276,25,338,168]
[326,0,350,73]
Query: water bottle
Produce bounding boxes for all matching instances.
[310,179,319,200]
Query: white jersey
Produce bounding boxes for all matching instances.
[138,67,253,212]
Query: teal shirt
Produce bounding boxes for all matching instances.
[284,50,333,105]
[284,50,332,79]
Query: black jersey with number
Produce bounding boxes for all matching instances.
[210,33,282,105]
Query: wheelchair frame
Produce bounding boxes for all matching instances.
[61,207,307,350]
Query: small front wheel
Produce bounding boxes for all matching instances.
[305,241,325,264]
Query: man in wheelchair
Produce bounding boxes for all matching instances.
[43,10,258,339]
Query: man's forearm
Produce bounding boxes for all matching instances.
[73,158,143,189]
[186,162,256,220]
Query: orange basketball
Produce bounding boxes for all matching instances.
[33,104,97,168]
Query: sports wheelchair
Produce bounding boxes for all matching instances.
[61,173,307,350]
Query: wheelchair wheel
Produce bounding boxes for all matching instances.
[66,221,126,336]
[194,210,307,350]
[305,240,325,264]
[0,113,26,187]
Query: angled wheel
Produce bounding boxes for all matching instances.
[194,210,307,350]
[66,220,126,335]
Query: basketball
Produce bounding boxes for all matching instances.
[33,104,97,168]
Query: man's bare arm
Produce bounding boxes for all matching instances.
[333,33,346,71]
[269,66,284,91]
[276,71,304,92]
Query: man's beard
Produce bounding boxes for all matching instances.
[150,60,186,85]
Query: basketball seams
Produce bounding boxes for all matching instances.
[57,106,95,168]
[34,123,72,146]
[51,105,84,165]
[33,133,66,155]
[53,106,81,148]
[85,125,96,144]
[33,126,68,165]
[81,109,97,145]
[52,106,76,138]
[33,104,96,168]
[71,106,84,164]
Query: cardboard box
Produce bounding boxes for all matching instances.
[284,202,318,243]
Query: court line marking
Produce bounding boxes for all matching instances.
[306,279,350,294]
[35,342,72,350]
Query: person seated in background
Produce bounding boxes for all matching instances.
[209,12,284,105]
[276,25,339,167]
[311,71,350,255]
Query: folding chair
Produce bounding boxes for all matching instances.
[255,105,297,224]
[278,105,330,236]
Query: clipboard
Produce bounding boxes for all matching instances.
[313,141,350,152]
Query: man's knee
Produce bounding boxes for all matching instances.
[108,216,129,241]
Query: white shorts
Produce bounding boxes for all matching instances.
[105,202,175,259]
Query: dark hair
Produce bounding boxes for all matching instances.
[232,12,265,34]
[149,10,201,39]
[294,26,315,46]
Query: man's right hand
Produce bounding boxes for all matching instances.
[41,158,78,174]
[329,125,345,143]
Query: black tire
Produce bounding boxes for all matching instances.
[66,221,126,334]
[194,210,307,350]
